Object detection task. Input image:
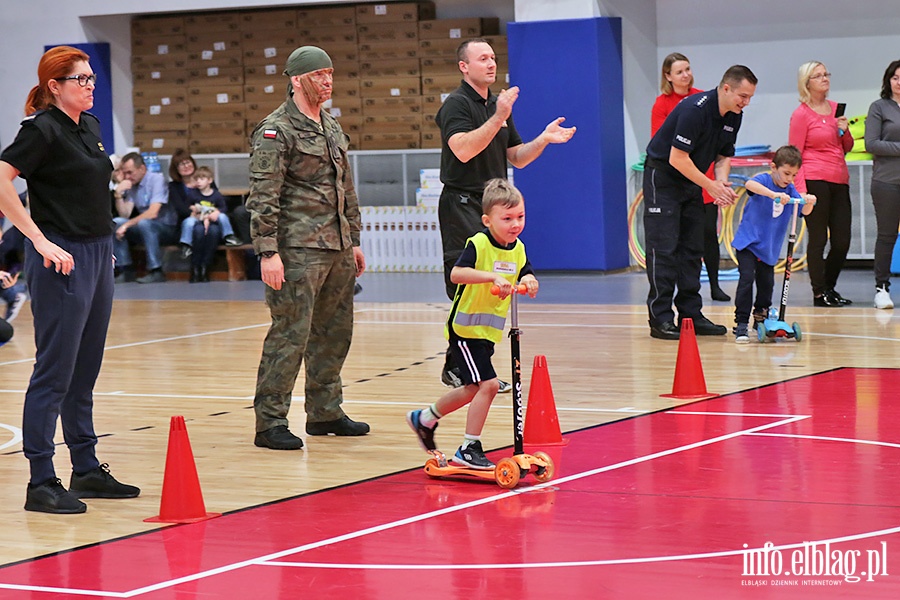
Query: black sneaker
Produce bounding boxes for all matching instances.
[114,269,136,284]
[254,425,304,450]
[136,270,166,284]
[180,243,193,259]
[733,323,750,344]
[685,315,727,336]
[306,415,370,436]
[223,234,242,247]
[497,379,512,394]
[25,478,87,514]
[69,464,140,499]
[441,367,463,388]
[452,440,494,470]
[406,409,438,452]
[649,320,680,340]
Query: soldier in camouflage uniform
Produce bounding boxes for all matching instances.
[247,46,369,450]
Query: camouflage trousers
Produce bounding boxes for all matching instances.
[254,246,356,432]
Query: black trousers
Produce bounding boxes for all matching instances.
[804,180,851,296]
[22,234,114,485]
[438,186,484,301]
[871,179,900,289]
[643,166,705,326]
[734,248,775,325]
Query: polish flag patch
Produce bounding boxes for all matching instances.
[263,129,277,139]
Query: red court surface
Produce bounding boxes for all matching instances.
[2,367,900,598]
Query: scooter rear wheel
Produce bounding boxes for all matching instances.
[792,322,802,341]
[532,451,555,483]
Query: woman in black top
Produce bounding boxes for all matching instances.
[0,46,139,514]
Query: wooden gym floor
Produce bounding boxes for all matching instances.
[1,268,899,598]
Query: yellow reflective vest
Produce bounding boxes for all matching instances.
[446,232,527,344]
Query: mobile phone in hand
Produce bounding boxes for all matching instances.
[835,103,847,118]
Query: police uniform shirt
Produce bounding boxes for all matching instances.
[645,88,741,182]
[1,105,113,237]
[435,81,524,194]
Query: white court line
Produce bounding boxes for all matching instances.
[0,423,23,452]
[750,431,900,450]
[264,524,900,571]
[0,412,809,597]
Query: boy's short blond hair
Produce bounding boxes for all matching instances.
[482,178,523,215]
[193,165,214,180]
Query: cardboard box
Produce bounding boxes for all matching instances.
[296,6,356,27]
[355,2,435,24]
[134,104,190,132]
[189,136,249,153]
[185,30,243,52]
[420,129,441,148]
[296,25,358,45]
[239,8,298,31]
[189,122,246,138]
[189,103,247,121]
[186,50,244,69]
[356,22,418,42]
[325,97,363,117]
[362,96,422,116]
[132,37,187,58]
[132,68,190,86]
[131,52,190,70]
[133,85,189,107]
[418,35,507,58]
[187,86,244,105]
[184,12,242,35]
[187,66,245,86]
[419,56,461,75]
[132,16,185,37]
[243,82,283,104]
[359,58,420,78]
[421,73,507,95]
[332,114,364,133]
[133,130,189,154]
[359,76,420,97]
[359,131,420,150]
[332,78,360,99]
[362,115,422,134]
[418,18,500,40]
[242,45,296,65]
[357,40,419,61]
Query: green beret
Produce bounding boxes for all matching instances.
[283,46,333,77]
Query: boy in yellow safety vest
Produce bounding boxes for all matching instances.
[407,178,539,469]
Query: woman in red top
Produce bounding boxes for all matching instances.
[651,53,730,301]
[788,61,854,307]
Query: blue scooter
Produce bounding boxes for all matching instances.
[758,196,804,343]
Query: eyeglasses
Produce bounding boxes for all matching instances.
[56,74,97,87]
[809,72,832,80]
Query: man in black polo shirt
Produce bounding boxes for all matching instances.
[643,65,757,340]
[435,37,575,388]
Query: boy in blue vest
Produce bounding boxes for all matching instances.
[407,178,538,469]
[732,145,816,342]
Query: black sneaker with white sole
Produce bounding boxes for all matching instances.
[441,367,463,388]
[406,409,438,452]
[452,440,494,470]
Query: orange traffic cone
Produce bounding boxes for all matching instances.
[145,416,221,524]
[523,355,569,446]
[660,318,717,400]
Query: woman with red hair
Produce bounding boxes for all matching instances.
[0,46,139,514]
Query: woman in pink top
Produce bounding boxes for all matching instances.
[651,53,730,302]
[788,61,854,307]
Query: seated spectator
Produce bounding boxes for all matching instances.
[113,152,178,283]
[182,166,240,282]
[166,148,199,227]
[1,269,27,322]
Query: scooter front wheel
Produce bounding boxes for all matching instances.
[495,457,521,489]
[792,322,802,342]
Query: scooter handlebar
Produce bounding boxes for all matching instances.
[774,195,805,205]
[490,284,527,296]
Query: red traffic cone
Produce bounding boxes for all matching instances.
[523,355,569,447]
[660,318,717,399]
[145,416,221,524]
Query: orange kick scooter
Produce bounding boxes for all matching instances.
[423,284,555,489]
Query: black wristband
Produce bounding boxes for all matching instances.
[259,251,277,259]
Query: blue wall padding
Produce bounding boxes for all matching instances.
[507,18,628,270]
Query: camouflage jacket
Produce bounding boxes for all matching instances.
[246,98,360,255]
